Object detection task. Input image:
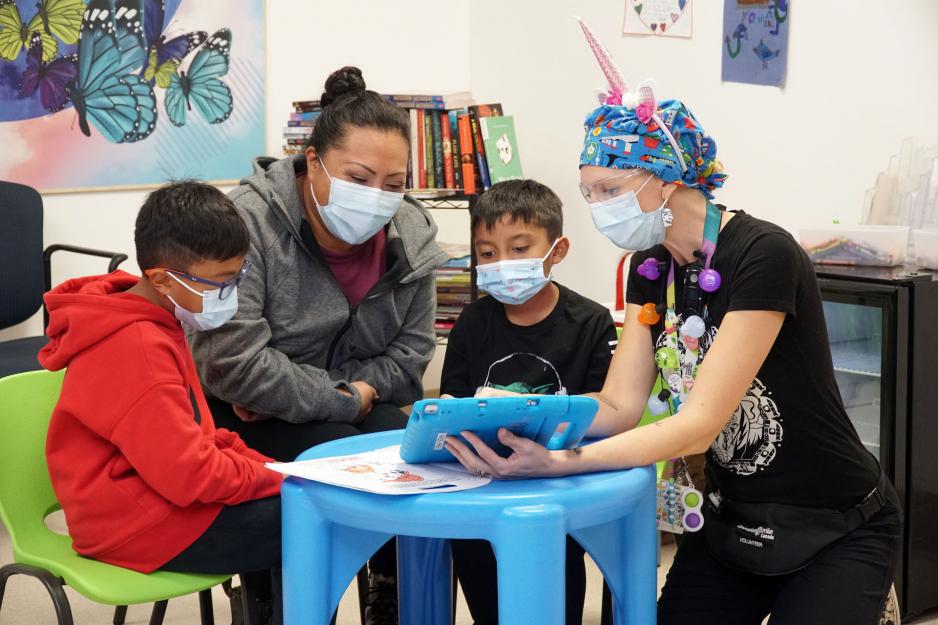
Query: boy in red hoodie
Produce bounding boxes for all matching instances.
[40,181,284,623]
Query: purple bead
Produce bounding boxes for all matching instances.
[638,257,660,281]
[699,268,721,292]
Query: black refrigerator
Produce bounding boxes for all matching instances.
[816,266,938,618]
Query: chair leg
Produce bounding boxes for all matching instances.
[113,604,128,625]
[148,599,168,625]
[356,566,369,625]
[0,563,74,625]
[600,581,612,625]
[198,589,215,625]
[240,574,261,625]
[0,565,9,613]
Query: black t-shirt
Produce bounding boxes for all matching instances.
[626,211,880,509]
[441,283,617,399]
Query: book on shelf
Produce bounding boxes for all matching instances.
[415,110,427,189]
[433,241,473,339]
[345,91,519,195]
[283,100,322,156]
[440,111,455,189]
[480,116,523,184]
[430,111,444,189]
[468,104,503,191]
[424,111,435,188]
[384,91,475,110]
[457,113,477,195]
[293,100,321,112]
[448,111,463,191]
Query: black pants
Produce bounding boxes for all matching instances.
[161,497,282,624]
[658,494,902,625]
[209,399,410,577]
[452,537,587,625]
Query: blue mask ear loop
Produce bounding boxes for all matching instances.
[541,238,562,279]
[165,271,208,314]
[309,157,333,209]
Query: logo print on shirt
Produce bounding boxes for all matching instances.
[711,377,784,476]
[655,323,783,476]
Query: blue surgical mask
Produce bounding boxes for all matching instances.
[166,273,239,331]
[311,158,403,245]
[590,175,669,251]
[476,239,560,306]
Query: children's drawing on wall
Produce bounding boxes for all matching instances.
[721,0,789,87]
[0,0,265,192]
[623,0,693,38]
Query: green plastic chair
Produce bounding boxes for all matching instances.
[0,369,230,625]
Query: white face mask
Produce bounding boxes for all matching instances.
[310,158,404,245]
[166,273,239,332]
[590,175,670,251]
[475,239,560,306]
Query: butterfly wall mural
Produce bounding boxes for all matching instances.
[0,0,265,192]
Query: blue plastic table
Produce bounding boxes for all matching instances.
[281,430,657,625]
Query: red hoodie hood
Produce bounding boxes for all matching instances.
[39,271,181,371]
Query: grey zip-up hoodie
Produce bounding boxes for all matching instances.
[189,155,447,423]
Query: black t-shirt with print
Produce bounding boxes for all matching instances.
[626,210,880,510]
[441,283,617,400]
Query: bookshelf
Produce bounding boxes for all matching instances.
[411,191,479,340]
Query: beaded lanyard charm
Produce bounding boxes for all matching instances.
[641,201,722,534]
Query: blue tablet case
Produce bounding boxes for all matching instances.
[400,395,600,464]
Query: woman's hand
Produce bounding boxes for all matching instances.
[444,428,566,479]
[350,381,378,417]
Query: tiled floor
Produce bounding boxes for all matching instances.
[1,522,935,624]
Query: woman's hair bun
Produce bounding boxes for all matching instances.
[321,66,367,108]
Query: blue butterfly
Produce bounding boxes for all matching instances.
[164,27,232,127]
[68,0,157,143]
[141,0,206,88]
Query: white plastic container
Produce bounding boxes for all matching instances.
[912,228,938,270]
[799,225,910,267]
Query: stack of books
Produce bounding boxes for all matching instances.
[434,242,473,339]
[382,93,523,194]
[283,100,321,156]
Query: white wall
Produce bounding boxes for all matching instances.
[469,0,938,304]
[1,0,471,342]
[7,0,938,341]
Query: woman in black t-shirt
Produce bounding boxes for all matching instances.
[444,21,901,625]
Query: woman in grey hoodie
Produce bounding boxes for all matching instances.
[189,66,447,625]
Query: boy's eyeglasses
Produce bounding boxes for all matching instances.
[164,260,251,301]
[579,169,646,203]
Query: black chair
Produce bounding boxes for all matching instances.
[0,180,128,379]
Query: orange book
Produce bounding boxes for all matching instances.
[440,113,455,189]
[416,110,427,189]
[457,114,476,195]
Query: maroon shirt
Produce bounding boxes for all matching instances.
[320,230,387,307]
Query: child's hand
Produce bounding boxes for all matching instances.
[445,428,562,479]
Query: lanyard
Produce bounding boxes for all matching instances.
[663,201,722,337]
[654,202,723,534]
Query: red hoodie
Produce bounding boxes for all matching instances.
[39,271,283,573]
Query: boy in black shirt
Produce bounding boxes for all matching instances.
[441,179,617,625]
